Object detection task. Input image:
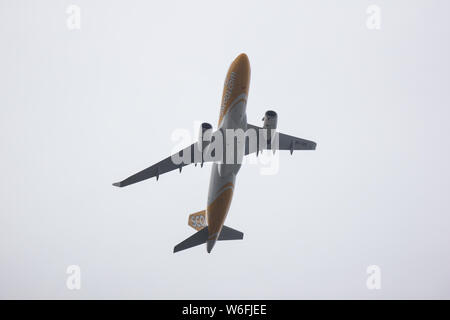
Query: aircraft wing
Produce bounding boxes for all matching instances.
[113,141,209,187]
[245,123,316,155]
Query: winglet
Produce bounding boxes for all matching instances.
[112,182,122,187]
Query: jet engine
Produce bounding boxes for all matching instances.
[198,122,213,166]
[198,122,213,143]
[262,110,278,146]
[262,110,278,130]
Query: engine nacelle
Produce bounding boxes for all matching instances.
[198,122,213,144]
[198,122,213,165]
[262,110,278,130]
[261,110,278,146]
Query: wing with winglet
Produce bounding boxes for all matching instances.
[244,123,317,155]
[113,140,211,188]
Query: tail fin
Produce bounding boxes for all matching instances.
[173,225,244,253]
[188,210,206,231]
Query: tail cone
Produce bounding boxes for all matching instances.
[206,240,216,253]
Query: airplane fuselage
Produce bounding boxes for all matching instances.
[112,53,316,254]
[205,54,250,253]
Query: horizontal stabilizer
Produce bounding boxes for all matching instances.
[218,225,244,241]
[173,225,244,253]
[173,227,209,253]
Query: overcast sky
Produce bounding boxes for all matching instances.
[1,0,450,299]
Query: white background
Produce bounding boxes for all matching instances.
[1,0,449,299]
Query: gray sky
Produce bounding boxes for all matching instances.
[1,0,450,299]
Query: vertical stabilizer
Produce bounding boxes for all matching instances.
[188,210,206,231]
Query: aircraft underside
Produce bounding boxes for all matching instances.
[113,53,317,253]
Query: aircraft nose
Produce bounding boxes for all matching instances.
[233,53,250,69]
[206,239,216,253]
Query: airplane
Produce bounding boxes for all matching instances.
[113,53,317,253]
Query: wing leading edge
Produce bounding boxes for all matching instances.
[245,123,316,155]
[113,141,209,188]
[113,124,316,187]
